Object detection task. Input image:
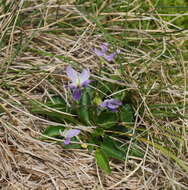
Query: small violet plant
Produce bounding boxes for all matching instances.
[100,98,122,112]
[66,66,91,100]
[64,65,122,145]
[64,129,81,145]
[94,43,120,62]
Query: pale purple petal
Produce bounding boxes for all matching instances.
[94,43,108,57]
[66,66,78,83]
[104,52,117,62]
[72,88,82,100]
[100,43,108,53]
[80,69,90,84]
[100,99,122,111]
[94,43,120,61]
[68,84,77,89]
[66,129,81,139]
[100,101,108,108]
[64,129,81,145]
[108,99,122,108]
[94,48,105,56]
[107,103,120,109]
[64,138,71,145]
[82,80,92,87]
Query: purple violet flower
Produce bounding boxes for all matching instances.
[64,129,81,145]
[100,98,122,112]
[66,66,91,100]
[94,43,108,57]
[94,43,120,62]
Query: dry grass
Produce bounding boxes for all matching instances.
[0,0,188,189]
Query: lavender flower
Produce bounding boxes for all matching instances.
[100,98,122,112]
[94,43,108,57]
[66,66,91,100]
[64,129,81,145]
[94,43,120,62]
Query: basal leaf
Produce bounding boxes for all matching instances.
[95,149,111,174]
[49,96,66,105]
[97,111,118,128]
[31,100,80,124]
[101,136,125,160]
[92,127,104,137]
[78,89,91,125]
[42,125,65,139]
[128,145,144,158]
[64,143,82,149]
[120,104,134,123]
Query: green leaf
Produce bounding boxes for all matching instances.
[120,104,134,123]
[44,97,68,112]
[31,100,80,124]
[95,149,111,174]
[101,136,125,160]
[87,138,96,152]
[49,96,66,105]
[42,125,65,139]
[78,89,91,125]
[129,145,144,158]
[92,127,104,137]
[97,111,118,128]
[64,143,82,149]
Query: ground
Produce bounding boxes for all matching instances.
[0,0,188,189]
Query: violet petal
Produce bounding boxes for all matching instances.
[94,43,108,57]
[100,99,122,111]
[80,69,90,84]
[64,129,81,145]
[94,48,105,56]
[72,88,82,100]
[66,129,81,138]
[66,66,78,83]
[64,138,71,145]
[82,80,92,87]
[100,43,108,53]
[100,101,108,108]
[107,103,120,110]
[108,99,122,106]
[68,84,77,89]
[104,52,117,62]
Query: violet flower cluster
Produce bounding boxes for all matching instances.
[65,66,122,144]
[64,43,122,145]
[94,43,120,62]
